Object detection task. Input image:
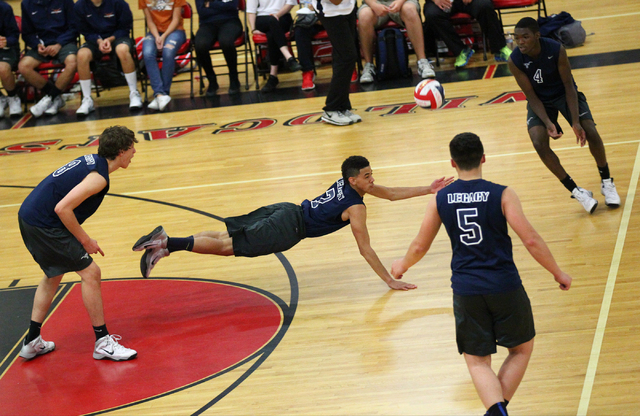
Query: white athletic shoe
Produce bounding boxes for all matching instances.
[417,58,436,79]
[572,187,598,214]
[76,96,95,116]
[0,96,7,117]
[321,111,353,126]
[19,335,55,360]
[140,247,169,278]
[45,95,66,115]
[157,95,171,111]
[129,91,143,109]
[8,95,22,116]
[93,334,137,361]
[132,225,168,251]
[30,95,52,118]
[360,62,375,84]
[343,109,362,123]
[601,178,621,207]
[148,97,160,110]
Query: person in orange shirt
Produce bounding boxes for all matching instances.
[140,0,187,111]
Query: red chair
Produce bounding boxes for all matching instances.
[139,2,196,100]
[198,0,258,94]
[493,0,547,33]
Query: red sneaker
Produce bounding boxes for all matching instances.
[302,70,316,90]
[351,68,358,83]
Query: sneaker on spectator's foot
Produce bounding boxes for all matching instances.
[301,70,316,90]
[148,97,160,110]
[321,111,353,126]
[261,75,279,93]
[572,187,598,214]
[344,109,362,123]
[77,96,94,116]
[360,62,375,83]
[132,225,168,251]
[351,68,358,83]
[287,57,302,72]
[455,47,474,68]
[157,95,171,111]
[206,80,219,97]
[8,95,22,116]
[601,178,621,207]
[129,91,143,109]
[141,247,169,278]
[417,59,436,78]
[19,335,55,360]
[30,95,52,118]
[0,96,7,117]
[495,45,513,62]
[45,95,65,115]
[228,78,241,95]
[93,334,137,361]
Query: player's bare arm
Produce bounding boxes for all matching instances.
[557,46,586,146]
[54,172,107,256]
[345,204,417,290]
[501,187,572,290]
[508,58,562,139]
[368,176,454,201]
[391,197,441,279]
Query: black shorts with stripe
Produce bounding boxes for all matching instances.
[19,216,93,278]
[453,285,535,356]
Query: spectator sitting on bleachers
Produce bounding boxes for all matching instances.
[74,0,142,115]
[0,0,22,117]
[19,0,78,118]
[293,0,324,91]
[194,0,243,96]
[248,0,302,93]
[140,0,187,111]
[357,0,435,83]
[424,0,512,68]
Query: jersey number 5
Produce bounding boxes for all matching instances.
[456,208,483,246]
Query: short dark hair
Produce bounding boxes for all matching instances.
[515,17,540,33]
[449,133,484,170]
[341,156,370,181]
[97,126,138,160]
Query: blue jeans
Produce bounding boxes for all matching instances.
[142,30,187,96]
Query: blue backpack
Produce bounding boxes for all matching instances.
[376,28,410,81]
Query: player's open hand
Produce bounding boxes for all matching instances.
[555,271,572,290]
[430,176,455,193]
[387,279,417,291]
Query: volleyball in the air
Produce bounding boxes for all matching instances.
[414,79,445,109]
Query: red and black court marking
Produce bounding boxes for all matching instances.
[0,188,299,416]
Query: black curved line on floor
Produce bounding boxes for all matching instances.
[1,185,299,414]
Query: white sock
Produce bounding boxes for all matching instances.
[80,80,92,99]
[124,72,138,93]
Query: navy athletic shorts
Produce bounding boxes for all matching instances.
[526,91,594,135]
[225,202,306,257]
[453,285,535,356]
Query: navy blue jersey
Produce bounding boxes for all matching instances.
[301,178,364,238]
[0,1,20,47]
[195,0,239,25]
[436,179,521,296]
[511,37,577,103]
[74,0,133,43]
[20,0,77,50]
[19,155,110,229]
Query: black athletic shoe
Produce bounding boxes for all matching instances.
[287,57,302,72]
[228,78,241,95]
[261,75,279,93]
[132,226,167,251]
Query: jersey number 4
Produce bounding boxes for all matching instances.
[533,68,544,84]
[456,208,483,246]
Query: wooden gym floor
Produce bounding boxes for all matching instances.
[1,0,640,415]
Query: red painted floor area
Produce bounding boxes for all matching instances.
[0,279,283,416]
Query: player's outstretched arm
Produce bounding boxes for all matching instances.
[54,172,107,256]
[346,204,417,290]
[391,197,441,279]
[368,176,454,201]
[502,187,571,290]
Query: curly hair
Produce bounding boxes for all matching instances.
[97,126,138,160]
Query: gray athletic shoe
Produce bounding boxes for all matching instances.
[93,334,137,361]
[321,111,353,126]
[343,109,362,123]
[19,335,55,360]
[132,225,168,251]
[140,247,169,278]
